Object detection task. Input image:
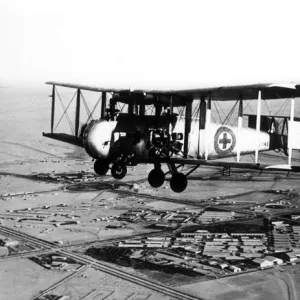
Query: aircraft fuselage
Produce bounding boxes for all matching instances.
[82,114,273,161]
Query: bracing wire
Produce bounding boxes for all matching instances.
[215,100,229,123]
[81,92,92,120]
[243,99,255,115]
[54,88,76,134]
[84,93,103,124]
[222,100,238,126]
[274,98,289,116]
[213,100,223,124]
[263,99,272,116]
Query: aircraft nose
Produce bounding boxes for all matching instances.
[82,120,117,159]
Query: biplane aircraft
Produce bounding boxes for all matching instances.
[43,82,300,193]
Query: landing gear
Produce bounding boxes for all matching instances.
[111,163,127,179]
[222,166,231,176]
[148,168,165,188]
[170,173,187,193]
[94,159,109,176]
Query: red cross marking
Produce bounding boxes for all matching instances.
[219,132,232,149]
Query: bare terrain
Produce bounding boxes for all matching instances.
[1,86,300,300]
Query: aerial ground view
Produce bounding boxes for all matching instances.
[1,84,300,300]
[2,1,300,300]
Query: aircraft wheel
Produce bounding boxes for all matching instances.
[111,163,127,180]
[94,159,110,176]
[148,169,165,188]
[170,173,187,193]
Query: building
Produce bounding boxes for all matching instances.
[232,233,266,238]
[119,243,144,248]
[153,223,177,229]
[168,214,189,223]
[282,252,298,262]
[253,258,273,268]
[224,255,244,261]
[205,241,224,246]
[52,256,67,262]
[197,211,235,223]
[59,221,80,225]
[196,230,209,234]
[144,214,161,221]
[123,240,143,244]
[219,263,228,270]
[264,255,283,265]
[243,240,263,246]
[240,253,262,258]
[229,265,241,272]
[106,224,123,229]
[202,251,226,258]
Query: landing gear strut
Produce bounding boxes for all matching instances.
[170,173,187,193]
[148,168,165,188]
[94,159,109,176]
[222,166,231,176]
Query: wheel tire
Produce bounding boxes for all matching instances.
[170,173,188,193]
[111,164,127,180]
[148,169,165,188]
[94,160,109,176]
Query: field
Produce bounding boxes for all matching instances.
[180,271,289,300]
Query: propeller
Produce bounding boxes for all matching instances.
[79,121,88,138]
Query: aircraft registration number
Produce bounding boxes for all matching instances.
[259,141,269,147]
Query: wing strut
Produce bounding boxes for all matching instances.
[75,89,81,137]
[184,100,192,158]
[255,90,262,164]
[205,93,212,160]
[51,85,55,133]
[101,92,107,119]
[236,96,243,162]
[197,97,206,158]
[288,97,295,165]
[140,104,145,116]
[169,95,173,136]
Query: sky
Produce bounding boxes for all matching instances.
[1,0,300,88]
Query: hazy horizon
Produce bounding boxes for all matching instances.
[2,0,300,87]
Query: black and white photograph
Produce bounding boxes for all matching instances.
[1,1,300,299]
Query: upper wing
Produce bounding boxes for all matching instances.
[46,81,300,100]
[46,81,132,94]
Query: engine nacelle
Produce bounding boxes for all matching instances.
[82,120,117,159]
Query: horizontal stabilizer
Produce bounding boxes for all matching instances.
[42,133,83,147]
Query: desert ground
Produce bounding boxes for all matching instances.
[1,84,300,300]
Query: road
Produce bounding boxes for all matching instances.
[30,265,89,300]
[0,225,203,300]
